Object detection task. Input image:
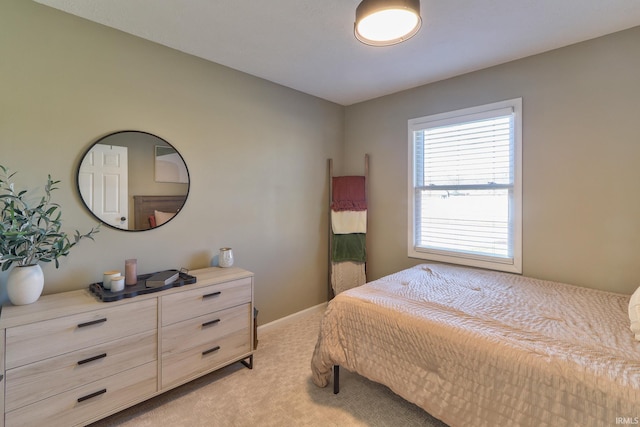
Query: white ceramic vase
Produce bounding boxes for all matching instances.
[219,248,234,268]
[7,264,45,305]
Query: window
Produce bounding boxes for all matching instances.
[408,98,522,273]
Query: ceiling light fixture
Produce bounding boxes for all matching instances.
[354,0,422,46]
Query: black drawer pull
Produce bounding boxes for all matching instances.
[77,388,107,403]
[202,345,221,356]
[77,318,107,328]
[77,353,107,365]
[202,319,221,328]
[203,291,222,299]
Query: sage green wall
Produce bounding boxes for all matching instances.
[0,0,343,323]
[3,1,638,323]
[344,26,640,294]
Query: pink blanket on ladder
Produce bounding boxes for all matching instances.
[331,176,366,211]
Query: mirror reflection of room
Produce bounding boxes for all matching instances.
[77,131,189,231]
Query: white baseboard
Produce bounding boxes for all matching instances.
[257,302,327,335]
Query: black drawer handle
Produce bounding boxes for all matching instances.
[202,319,221,328]
[77,318,107,328]
[77,388,107,403]
[77,353,107,365]
[202,345,221,356]
[202,291,222,299]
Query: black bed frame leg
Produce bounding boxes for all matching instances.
[333,365,340,394]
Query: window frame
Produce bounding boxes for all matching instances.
[407,98,523,273]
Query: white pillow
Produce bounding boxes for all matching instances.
[629,286,640,341]
[154,210,176,226]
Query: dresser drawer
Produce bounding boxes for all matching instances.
[6,330,156,412]
[5,361,157,427]
[161,277,251,326]
[162,328,250,389]
[162,303,250,357]
[5,299,157,369]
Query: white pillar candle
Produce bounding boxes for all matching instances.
[103,271,121,290]
[110,275,125,292]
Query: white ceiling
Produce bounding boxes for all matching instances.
[34,0,640,106]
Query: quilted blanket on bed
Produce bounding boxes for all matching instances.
[311,264,640,427]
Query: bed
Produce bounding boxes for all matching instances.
[311,263,640,426]
[133,195,186,230]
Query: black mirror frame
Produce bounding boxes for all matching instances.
[76,130,190,232]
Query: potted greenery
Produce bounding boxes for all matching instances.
[0,165,99,305]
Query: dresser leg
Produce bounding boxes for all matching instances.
[240,355,253,369]
[333,365,340,394]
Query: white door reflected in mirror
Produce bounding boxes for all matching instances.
[78,144,129,229]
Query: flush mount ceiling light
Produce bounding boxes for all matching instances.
[354,0,422,46]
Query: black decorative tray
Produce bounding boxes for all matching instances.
[89,269,197,302]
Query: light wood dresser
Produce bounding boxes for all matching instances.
[0,266,254,427]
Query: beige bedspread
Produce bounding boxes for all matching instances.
[311,263,640,426]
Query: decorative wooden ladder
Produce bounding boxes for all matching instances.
[327,154,369,300]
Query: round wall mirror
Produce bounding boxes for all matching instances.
[77,131,190,231]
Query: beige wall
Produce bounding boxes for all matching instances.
[345,26,640,294]
[0,1,343,323]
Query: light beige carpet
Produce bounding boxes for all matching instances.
[90,307,448,427]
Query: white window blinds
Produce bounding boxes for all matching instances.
[408,99,522,273]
